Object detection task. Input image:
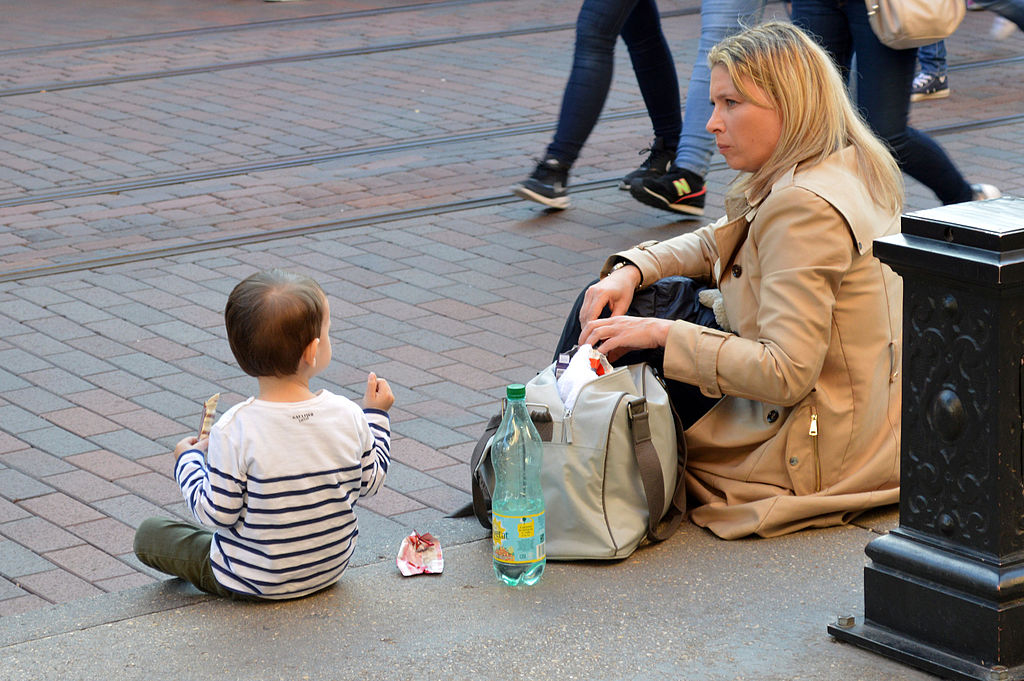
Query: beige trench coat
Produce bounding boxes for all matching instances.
[606,146,902,539]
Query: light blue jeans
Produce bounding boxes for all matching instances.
[917,41,946,77]
[674,0,765,178]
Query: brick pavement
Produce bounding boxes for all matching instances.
[0,0,1023,617]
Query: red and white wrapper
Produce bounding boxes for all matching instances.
[396,532,443,576]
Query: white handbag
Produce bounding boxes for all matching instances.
[867,0,965,49]
[470,362,687,560]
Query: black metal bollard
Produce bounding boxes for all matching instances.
[829,197,1024,681]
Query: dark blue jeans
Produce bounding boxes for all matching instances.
[791,0,973,204]
[546,0,681,166]
[973,0,1024,30]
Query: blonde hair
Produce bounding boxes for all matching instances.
[708,21,902,212]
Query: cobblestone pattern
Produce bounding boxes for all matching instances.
[0,0,1022,617]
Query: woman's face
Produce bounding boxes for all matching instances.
[706,64,782,173]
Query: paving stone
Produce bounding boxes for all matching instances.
[88,429,166,460]
[41,406,120,437]
[92,494,170,529]
[0,449,74,478]
[64,387,139,416]
[63,450,149,480]
[94,570,156,593]
[0,497,30,524]
[0,386,74,414]
[107,408,189,440]
[43,469,125,503]
[15,567,103,603]
[19,492,104,527]
[0,593,49,616]
[0,517,83,553]
[19,367,96,395]
[0,468,55,502]
[357,486,426,517]
[45,349,116,377]
[67,517,137,555]
[17,427,97,458]
[43,543,134,582]
[0,404,51,434]
[115,472,182,506]
[0,538,55,578]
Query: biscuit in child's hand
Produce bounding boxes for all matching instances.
[199,393,220,439]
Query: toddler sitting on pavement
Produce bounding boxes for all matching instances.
[134,269,393,600]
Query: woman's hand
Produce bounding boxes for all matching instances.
[578,263,642,326]
[579,315,672,363]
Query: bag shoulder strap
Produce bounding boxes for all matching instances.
[470,414,502,529]
[627,391,688,544]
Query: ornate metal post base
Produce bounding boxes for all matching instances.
[828,197,1024,681]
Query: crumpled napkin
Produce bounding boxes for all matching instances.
[396,532,443,576]
[556,344,613,413]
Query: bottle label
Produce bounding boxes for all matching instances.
[492,510,545,564]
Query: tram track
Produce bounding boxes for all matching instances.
[6,11,1015,100]
[0,8,703,99]
[1,96,1021,211]
[2,110,1023,285]
[0,0,496,59]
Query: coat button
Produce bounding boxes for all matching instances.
[789,457,799,466]
[731,265,742,278]
[767,409,779,423]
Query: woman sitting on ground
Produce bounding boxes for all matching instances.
[559,21,903,539]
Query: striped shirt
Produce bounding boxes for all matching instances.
[175,390,390,599]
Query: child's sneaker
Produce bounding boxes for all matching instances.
[630,167,706,216]
[619,137,677,190]
[972,183,1001,201]
[910,72,949,102]
[513,157,570,210]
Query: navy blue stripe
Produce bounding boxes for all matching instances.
[364,408,389,418]
[243,507,356,531]
[225,559,349,590]
[368,422,389,436]
[208,481,244,500]
[246,478,360,500]
[217,545,351,577]
[248,464,360,485]
[220,523,357,556]
[243,488,358,516]
[207,463,244,486]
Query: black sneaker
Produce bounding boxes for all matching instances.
[619,136,677,190]
[630,167,706,215]
[910,72,949,102]
[513,157,570,209]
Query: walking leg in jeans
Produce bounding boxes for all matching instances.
[972,0,1024,30]
[912,41,949,102]
[792,0,989,205]
[514,0,680,209]
[629,0,765,216]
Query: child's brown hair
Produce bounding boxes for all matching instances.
[224,269,325,378]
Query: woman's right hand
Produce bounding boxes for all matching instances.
[578,263,642,327]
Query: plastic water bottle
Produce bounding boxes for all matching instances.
[491,384,545,586]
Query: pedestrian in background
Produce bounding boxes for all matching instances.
[791,0,999,205]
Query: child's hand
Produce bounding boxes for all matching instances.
[174,435,208,459]
[364,372,394,411]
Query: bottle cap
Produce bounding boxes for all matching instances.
[506,384,526,400]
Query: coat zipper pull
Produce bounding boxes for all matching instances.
[809,407,820,491]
